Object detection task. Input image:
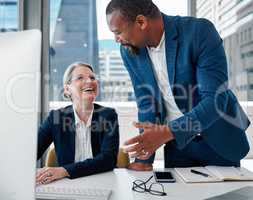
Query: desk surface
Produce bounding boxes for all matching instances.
[42,168,253,200]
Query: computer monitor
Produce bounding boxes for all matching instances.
[0,30,41,200]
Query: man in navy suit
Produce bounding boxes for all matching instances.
[106,0,250,171]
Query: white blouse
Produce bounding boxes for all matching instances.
[73,106,94,162]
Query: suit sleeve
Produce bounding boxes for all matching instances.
[120,47,156,164]
[168,19,230,149]
[63,109,119,179]
[37,111,54,160]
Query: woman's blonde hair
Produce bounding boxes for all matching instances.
[63,62,94,99]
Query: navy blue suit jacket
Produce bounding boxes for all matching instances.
[120,14,250,164]
[37,103,119,179]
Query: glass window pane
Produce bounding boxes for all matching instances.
[0,0,19,32]
[49,0,134,103]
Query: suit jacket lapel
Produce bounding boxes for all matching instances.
[62,106,76,163]
[138,47,164,105]
[90,104,100,157]
[163,14,178,89]
[138,48,157,89]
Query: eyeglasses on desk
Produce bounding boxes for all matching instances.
[132,175,167,196]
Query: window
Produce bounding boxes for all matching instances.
[49,0,134,103]
[0,0,19,32]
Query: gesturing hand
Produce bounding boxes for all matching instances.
[36,167,69,185]
[124,122,174,160]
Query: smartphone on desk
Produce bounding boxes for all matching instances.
[153,170,175,183]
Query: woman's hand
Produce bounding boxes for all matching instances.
[36,167,70,185]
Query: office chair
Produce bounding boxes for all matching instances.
[45,147,58,167]
[116,147,130,168]
[45,147,129,168]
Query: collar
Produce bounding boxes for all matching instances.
[73,104,94,127]
[147,32,165,52]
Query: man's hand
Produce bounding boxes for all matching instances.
[124,122,174,160]
[128,162,153,171]
[36,167,70,185]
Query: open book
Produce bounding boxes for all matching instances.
[175,166,253,183]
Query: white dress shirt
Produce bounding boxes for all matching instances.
[73,106,93,162]
[147,33,183,122]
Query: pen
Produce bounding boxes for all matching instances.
[190,169,210,177]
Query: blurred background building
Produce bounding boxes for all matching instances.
[99,39,134,101]
[49,0,99,101]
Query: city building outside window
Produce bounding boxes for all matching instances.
[0,0,18,32]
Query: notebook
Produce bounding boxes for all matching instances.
[175,166,253,183]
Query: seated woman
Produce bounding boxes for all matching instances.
[36,62,119,184]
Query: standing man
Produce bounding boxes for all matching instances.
[106,0,250,171]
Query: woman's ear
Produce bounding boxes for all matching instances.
[63,84,71,98]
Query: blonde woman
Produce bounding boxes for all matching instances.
[36,62,119,184]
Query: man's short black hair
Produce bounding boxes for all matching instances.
[106,0,160,22]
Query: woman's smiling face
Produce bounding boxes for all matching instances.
[65,65,98,105]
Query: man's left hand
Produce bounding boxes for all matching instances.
[124,122,174,160]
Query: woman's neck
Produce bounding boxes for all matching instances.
[74,102,93,123]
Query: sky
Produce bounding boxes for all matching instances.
[96,0,188,40]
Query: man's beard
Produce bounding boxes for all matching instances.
[124,44,140,56]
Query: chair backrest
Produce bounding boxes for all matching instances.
[116,148,129,168]
[45,147,58,167]
[45,147,129,168]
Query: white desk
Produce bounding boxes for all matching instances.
[43,168,253,200]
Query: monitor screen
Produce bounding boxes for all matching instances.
[0,30,41,200]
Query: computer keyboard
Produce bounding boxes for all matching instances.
[36,185,112,200]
